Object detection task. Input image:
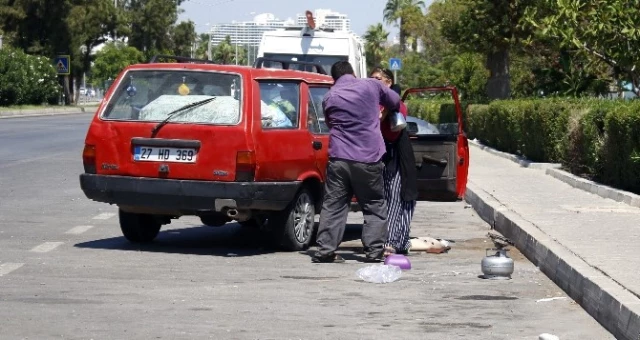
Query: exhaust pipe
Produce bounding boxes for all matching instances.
[226,209,251,222]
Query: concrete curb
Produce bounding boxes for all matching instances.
[545,168,640,209]
[0,106,98,119]
[470,140,640,209]
[469,139,562,170]
[465,182,640,340]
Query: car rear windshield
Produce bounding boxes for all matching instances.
[101,70,242,125]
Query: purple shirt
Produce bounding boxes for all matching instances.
[322,75,401,163]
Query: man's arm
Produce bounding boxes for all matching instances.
[375,81,401,113]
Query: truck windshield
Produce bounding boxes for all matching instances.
[263,53,347,75]
[101,70,242,125]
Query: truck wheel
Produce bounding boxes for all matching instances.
[119,209,162,243]
[270,188,316,251]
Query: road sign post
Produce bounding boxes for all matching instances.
[54,55,71,105]
[389,57,402,84]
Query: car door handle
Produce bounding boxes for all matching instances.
[312,141,323,150]
[422,155,448,166]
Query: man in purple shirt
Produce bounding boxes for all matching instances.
[312,61,401,263]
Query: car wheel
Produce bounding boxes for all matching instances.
[270,188,316,251]
[119,209,162,243]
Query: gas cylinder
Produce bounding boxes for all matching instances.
[481,248,514,280]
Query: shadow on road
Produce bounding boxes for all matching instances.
[74,222,365,257]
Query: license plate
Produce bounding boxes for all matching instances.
[133,146,197,163]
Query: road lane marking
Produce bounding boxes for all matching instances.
[30,242,64,253]
[65,225,94,235]
[92,212,116,220]
[0,263,24,276]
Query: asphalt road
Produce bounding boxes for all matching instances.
[0,114,613,339]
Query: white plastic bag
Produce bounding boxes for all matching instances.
[356,264,402,284]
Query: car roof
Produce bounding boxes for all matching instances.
[124,62,334,85]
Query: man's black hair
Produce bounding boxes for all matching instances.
[330,61,355,81]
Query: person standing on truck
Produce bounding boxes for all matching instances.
[312,61,401,264]
[370,67,418,256]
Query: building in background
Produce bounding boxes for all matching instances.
[296,9,350,32]
[209,13,295,48]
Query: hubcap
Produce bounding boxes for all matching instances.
[293,193,313,243]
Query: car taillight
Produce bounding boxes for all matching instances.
[235,151,255,182]
[82,144,97,174]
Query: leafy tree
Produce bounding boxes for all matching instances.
[383,0,425,54]
[195,33,210,59]
[525,0,640,96]
[91,42,144,87]
[440,53,489,102]
[0,0,73,56]
[67,0,119,93]
[363,23,389,70]
[123,0,185,58]
[171,20,196,57]
[213,36,234,65]
[418,0,456,65]
[440,0,540,99]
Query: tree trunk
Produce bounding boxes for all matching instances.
[485,47,511,99]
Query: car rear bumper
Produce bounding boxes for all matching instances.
[79,174,300,214]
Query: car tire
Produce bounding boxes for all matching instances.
[119,209,162,243]
[269,188,316,251]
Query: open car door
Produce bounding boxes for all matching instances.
[402,86,469,201]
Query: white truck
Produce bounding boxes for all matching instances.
[256,15,367,78]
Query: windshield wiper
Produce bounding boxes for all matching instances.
[150,97,217,138]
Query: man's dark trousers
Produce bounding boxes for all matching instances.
[315,158,388,259]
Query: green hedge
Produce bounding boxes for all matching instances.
[465,98,640,194]
[406,98,464,124]
[0,48,60,106]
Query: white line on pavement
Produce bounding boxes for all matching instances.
[30,242,64,253]
[0,263,24,276]
[92,212,116,220]
[65,225,94,235]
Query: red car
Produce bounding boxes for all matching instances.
[80,55,469,251]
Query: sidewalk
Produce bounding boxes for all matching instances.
[0,105,98,119]
[465,142,640,340]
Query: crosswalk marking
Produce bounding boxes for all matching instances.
[92,212,116,220]
[0,263,24,276]
[30,242,64,253]
[65,225,94,235]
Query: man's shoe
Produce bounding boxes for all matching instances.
[363,254,384,263]
[312,254,346,263]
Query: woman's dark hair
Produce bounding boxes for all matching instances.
[330,61,355,81]
[370,66,400,94]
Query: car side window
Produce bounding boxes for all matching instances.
[258,81,300,129]
[307,87,330,134]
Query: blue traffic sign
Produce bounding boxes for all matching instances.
[389,58,402,71]
[54,55,71,75]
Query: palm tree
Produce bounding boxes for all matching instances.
[383,0,425,54]
[364,23,389,70]
[213,36,234,64]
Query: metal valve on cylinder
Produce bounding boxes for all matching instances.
[481,232,515,280]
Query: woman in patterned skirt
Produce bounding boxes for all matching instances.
[369,67,418,256]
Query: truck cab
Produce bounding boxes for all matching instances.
[256,26,367,77]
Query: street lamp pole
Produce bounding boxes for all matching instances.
[235,25,238,65]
